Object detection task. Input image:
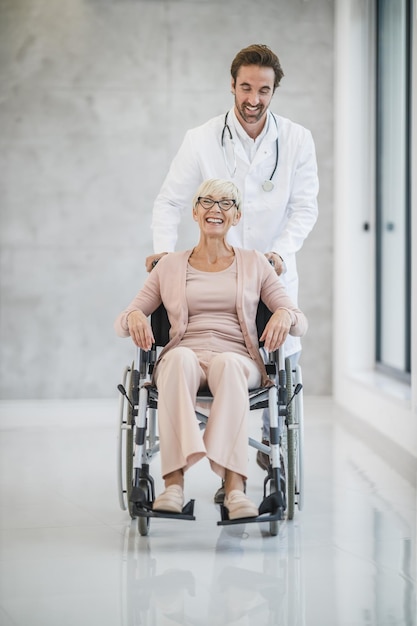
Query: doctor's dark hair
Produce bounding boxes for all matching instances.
[193,179,242,212]
[230,44,284,90]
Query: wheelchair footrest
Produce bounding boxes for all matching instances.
[259,492,284,515]
[132,498,196,521]
[217,493,284,526]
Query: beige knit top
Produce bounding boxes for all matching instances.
[179,259,250,359]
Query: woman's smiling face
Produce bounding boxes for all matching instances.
[193,195,241,236]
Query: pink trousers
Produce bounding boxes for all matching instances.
[154,347,261,480]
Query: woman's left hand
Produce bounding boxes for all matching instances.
[259,309,292,352]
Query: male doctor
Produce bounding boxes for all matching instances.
[146,44,319,499]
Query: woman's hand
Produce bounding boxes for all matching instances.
[127,310,155,350]
[259,309,292,352]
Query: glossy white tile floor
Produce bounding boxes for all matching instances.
[0,397,416,626]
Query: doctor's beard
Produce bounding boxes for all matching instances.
[236,102,268,125]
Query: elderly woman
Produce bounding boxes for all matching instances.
[114,179,307,520]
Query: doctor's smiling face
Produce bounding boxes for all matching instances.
[232,64,275,133]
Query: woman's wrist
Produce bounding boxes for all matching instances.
[276,307,294,326]
[126,310,136,329]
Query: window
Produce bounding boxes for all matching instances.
[375,0,411,380]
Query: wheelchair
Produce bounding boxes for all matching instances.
[117,302,304,536]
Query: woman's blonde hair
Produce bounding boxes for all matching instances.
[192,179,242,212]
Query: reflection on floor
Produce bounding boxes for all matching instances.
[0,397,415,626]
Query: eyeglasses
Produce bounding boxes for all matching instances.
[197,197,236,211]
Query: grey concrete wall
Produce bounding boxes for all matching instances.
[0,0,334,399]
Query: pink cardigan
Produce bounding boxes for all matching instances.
[114,248,308,386]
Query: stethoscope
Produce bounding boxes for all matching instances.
[221,111,279,192]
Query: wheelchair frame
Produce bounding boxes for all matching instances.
[117,304,304,536]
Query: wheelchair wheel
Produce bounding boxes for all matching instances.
[137,479,151,536]
[268,479,279,536]
[294,364,304,511]
[285,358,296,521]
[125,362,136,519]
[117,362,136,515]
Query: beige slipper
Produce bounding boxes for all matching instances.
[224,490,258,520]
[153,484,184,513]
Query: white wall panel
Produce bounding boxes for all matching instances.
[0,0,334,398]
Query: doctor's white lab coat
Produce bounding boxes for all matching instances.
[151,109,319,356]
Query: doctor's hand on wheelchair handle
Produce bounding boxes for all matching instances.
[259,309,292,352]
[265,252,284,275]
[127,310,155,351]
[145,252,168,273]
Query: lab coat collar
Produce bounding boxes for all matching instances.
[229,109,278,167]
